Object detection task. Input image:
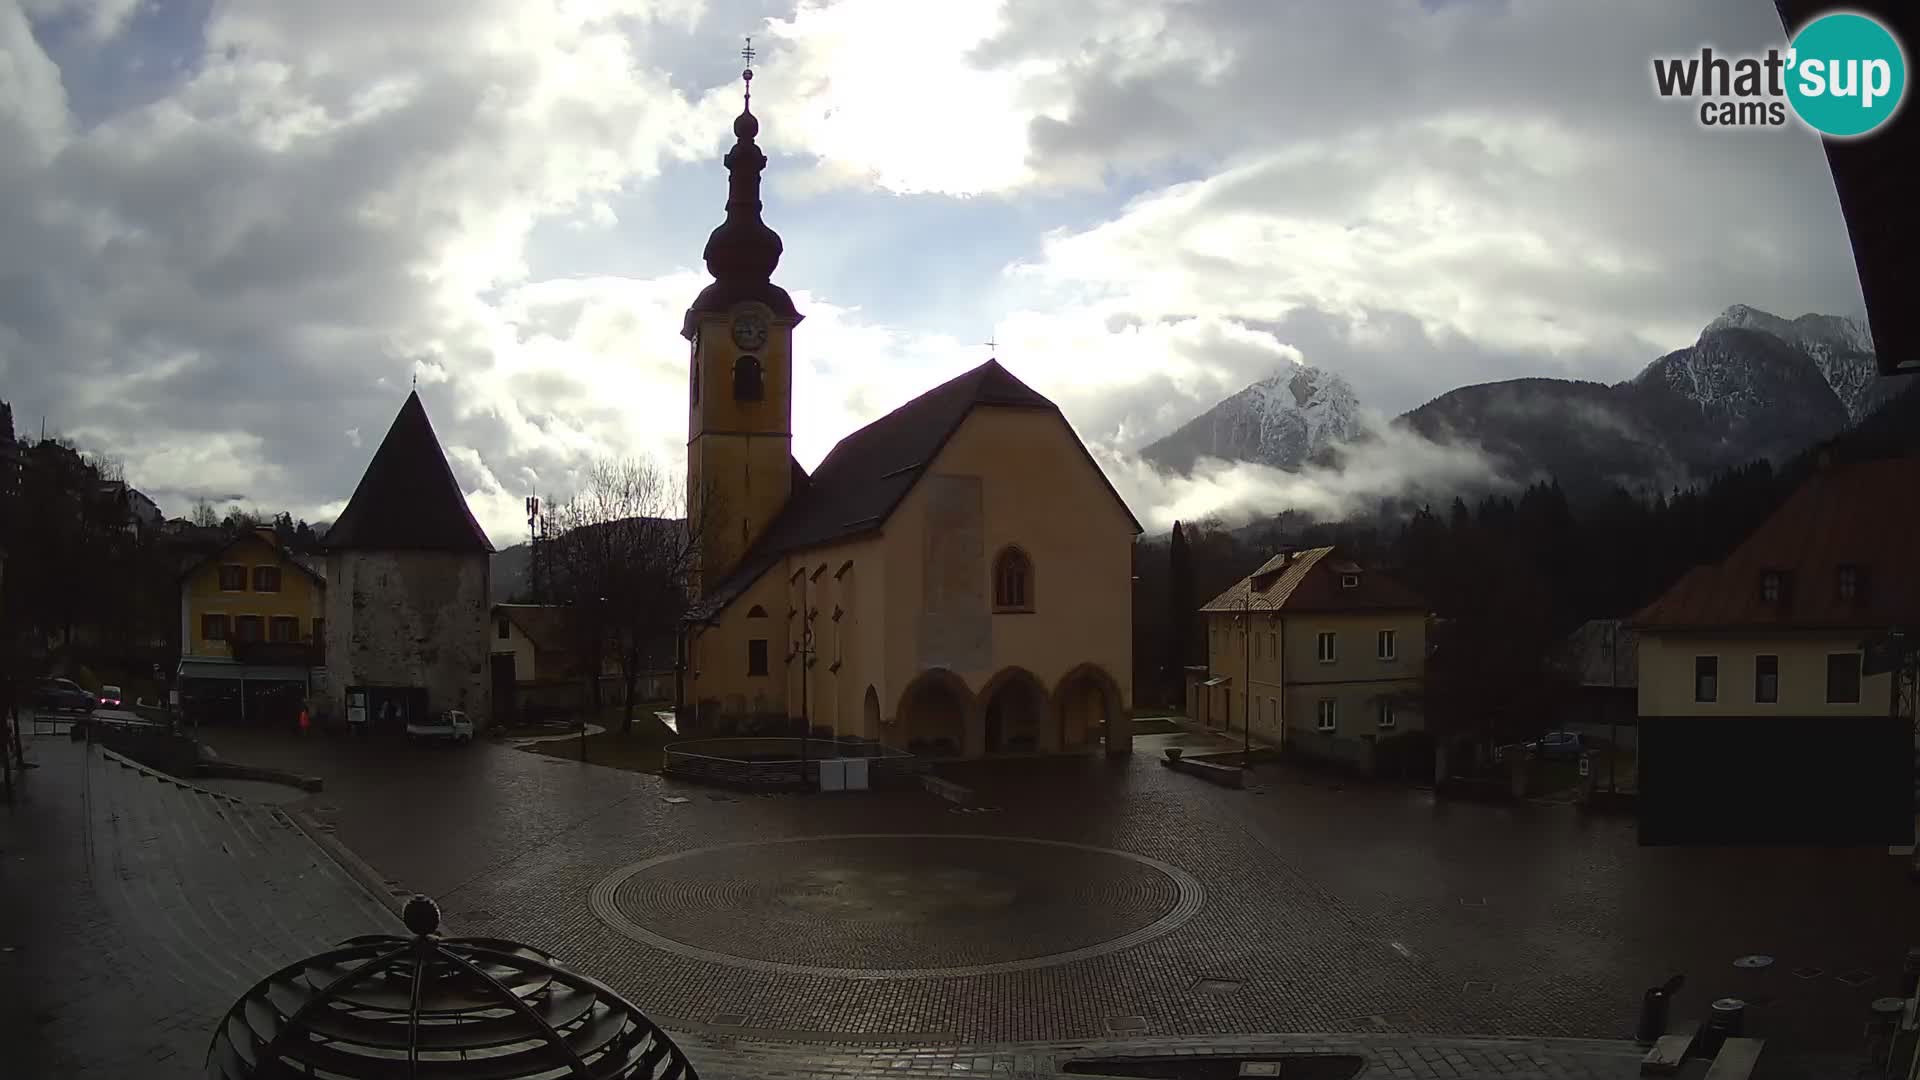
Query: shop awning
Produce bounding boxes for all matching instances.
[177,660,313,683]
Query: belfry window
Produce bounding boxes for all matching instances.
[733,355,764,401]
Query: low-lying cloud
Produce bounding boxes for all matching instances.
[1095,414,1508,534]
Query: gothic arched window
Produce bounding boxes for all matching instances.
[992,546,1034,612]
[733,355,764,401]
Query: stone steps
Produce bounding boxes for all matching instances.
[85,751,397,1014]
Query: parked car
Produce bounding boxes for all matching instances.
[1527,731,1585,758]
[98,684,124,709]
[32,677,96,714]
[406,709,475,745]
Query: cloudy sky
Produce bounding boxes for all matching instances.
[0,0,1868,543]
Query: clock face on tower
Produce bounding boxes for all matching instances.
[730,311,769,351]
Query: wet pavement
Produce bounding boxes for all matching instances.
[0,734,394,1078]
[182,724,1920,1059]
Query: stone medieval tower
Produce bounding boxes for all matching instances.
[321,391,494,730]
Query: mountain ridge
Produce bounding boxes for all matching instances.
[1142,304,1883,504]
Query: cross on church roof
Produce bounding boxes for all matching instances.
[741,36,755,104]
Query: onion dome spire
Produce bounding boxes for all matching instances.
[684,36,800,338]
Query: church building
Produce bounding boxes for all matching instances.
[680,66,1141,758]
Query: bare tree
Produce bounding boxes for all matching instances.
[546,458,716,734]
[190,499,220,527]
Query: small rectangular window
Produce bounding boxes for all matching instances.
[218,564,248,591]
[1759,571,1781,604]
[497,618,510,640]
[1377,700,1396,729]
[1694,656,1718,703]
[1826,652,1861,704]
[1377,629,1396,661]
[1836,564,1861,602]
[1268,631,1277,660]
[269,616,298,643]
[1316,631,1336,663]
[1340,573,1360,589]
[235,615,263,644]
[748,638,769,677]
[1316,698,1337,732]
[252,566,282,592]
[1754,655,1779,703]
[202,613,228,641]
[313,617,324,643]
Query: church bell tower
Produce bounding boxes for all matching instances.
[685,40,802,594]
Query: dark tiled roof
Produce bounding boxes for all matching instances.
[1200,546,1426,614]
[494,604,578,653]
[325,392,494,553]
[1632,455,1920,630]
[696,359,1141,616]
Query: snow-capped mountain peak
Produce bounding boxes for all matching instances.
[1697,304,1882,422]
[1140,362,1365,474]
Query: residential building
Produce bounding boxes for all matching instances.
[1190,547,1428,773]
[491,603,675,721]
[176,528,326,724]
[319,392,494,733]
[1631,455,1919,842]
[680,79,1140,757]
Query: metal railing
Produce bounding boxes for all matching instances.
[662,736,915,789]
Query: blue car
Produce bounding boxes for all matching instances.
[1527,731,1585,758]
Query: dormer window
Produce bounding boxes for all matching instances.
[1340,573,1360,589]
[1836,564,1863,602]
[733,355,764,401]
[1759,571,1782,605]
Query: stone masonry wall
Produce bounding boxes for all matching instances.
[321,550,491,725]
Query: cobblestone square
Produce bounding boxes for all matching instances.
[200,726,1920,1057]
[11,725,1915,1078]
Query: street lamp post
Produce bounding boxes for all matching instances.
[789,568,815,783]
[1242,590,1253,770]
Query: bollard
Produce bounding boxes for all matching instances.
[1694,997,1745,1059]
[1867,997,1907,1071]
[1637,974,1686,1045]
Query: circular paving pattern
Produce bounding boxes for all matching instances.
[588,833,1205,979]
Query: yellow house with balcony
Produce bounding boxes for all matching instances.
[177,528,327,724]
[1192,547,1429,773]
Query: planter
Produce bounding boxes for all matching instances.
[1164,748,1184,763]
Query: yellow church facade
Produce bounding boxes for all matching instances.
[678,74,1140,758]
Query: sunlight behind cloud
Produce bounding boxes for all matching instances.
[765,0,1056,195]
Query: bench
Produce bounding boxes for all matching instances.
[1702,1037,1763,1080]
[1641,1035,1691,1075]
[921,775,973,805]
[1163,755,1247,789]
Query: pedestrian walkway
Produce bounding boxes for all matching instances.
[0,733,395,1078]
[678,1031,1651,1080]
[508,721,606,746]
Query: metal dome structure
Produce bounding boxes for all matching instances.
[207,895,698,1079]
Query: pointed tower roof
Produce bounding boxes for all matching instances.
[683,41,801,339]
[324,391,494,553]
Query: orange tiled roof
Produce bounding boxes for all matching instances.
[1199,546,1425,614]
[1631,456,1920,631]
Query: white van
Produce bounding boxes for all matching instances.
[405,710,475,745]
